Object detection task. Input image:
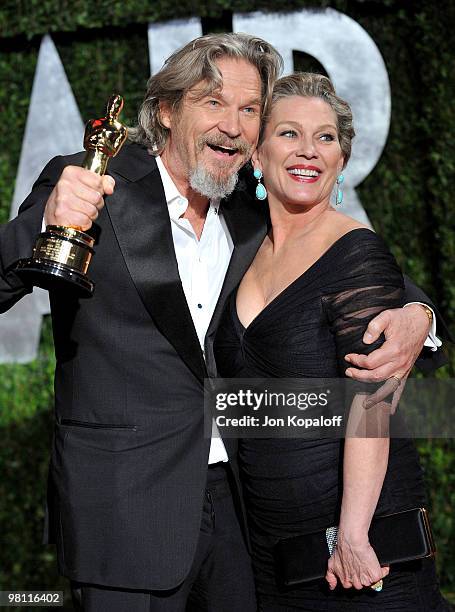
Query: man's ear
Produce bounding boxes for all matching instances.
[159,102,172,129]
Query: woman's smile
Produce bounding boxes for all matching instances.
[286,164,322,183]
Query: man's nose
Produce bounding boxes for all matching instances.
[218,110,241,138]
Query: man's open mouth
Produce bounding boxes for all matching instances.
[206,143,239,156]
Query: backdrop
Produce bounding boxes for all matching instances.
[0,0,454,606]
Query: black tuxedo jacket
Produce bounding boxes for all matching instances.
[0,143,448,591]
[0,144,267,590]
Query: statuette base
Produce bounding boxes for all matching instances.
[15,225,95,296]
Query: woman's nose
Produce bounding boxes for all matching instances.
[296,139,317,158]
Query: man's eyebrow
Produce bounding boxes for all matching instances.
[187,86,220,101]
[244,98,262,107]
[205,90,223,98]
[191,89,262,107]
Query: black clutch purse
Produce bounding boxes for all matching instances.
[274,507,436,586]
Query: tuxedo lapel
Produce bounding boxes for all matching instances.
[105,145,206,383]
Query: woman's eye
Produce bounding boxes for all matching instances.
[279,129,297,138]
[320,133,336,141]
[208,100,220,107]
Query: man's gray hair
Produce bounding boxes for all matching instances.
[128,32,283,153]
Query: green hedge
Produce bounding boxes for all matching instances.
[0,0,454,606]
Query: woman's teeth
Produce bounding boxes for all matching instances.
[288,168,319,177]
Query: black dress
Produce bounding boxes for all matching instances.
[214,229,449,611]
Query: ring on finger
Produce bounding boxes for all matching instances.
[370,579,383,592]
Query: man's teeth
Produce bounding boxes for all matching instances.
[208,144,237,154]
[288,168,319,177]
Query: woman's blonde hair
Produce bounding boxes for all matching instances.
[262,72,355,166]
[129,32,283,153]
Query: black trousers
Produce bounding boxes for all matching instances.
[71,463,256,611]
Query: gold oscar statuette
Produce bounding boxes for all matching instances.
[15,94,128,296]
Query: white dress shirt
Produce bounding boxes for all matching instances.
[404,302,442,351]
[156,156,232,463]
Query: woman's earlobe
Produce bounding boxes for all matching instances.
[253,167,267,201]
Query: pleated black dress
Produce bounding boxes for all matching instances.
[214,229,449,611]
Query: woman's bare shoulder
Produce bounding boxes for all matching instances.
[321,209,372,247]
[331,210,370,233]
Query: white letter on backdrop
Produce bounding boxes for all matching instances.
[234,8,391,225]
[0,35,84,363]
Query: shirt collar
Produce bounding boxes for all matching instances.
[155,155,189,221]
[155,155,220,222]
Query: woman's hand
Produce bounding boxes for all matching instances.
[325,532,389,590]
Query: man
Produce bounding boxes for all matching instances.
[0,33,445,611]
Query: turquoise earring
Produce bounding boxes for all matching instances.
[336,174,344,206]
[254,168,267,200]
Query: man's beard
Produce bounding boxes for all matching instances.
[188,133,251,200]
[189,165,239,201]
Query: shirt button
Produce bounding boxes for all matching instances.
[197,303,203,309]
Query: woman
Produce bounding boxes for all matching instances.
[214,73,449,610]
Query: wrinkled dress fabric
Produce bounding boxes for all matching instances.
[214,229,449,611]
